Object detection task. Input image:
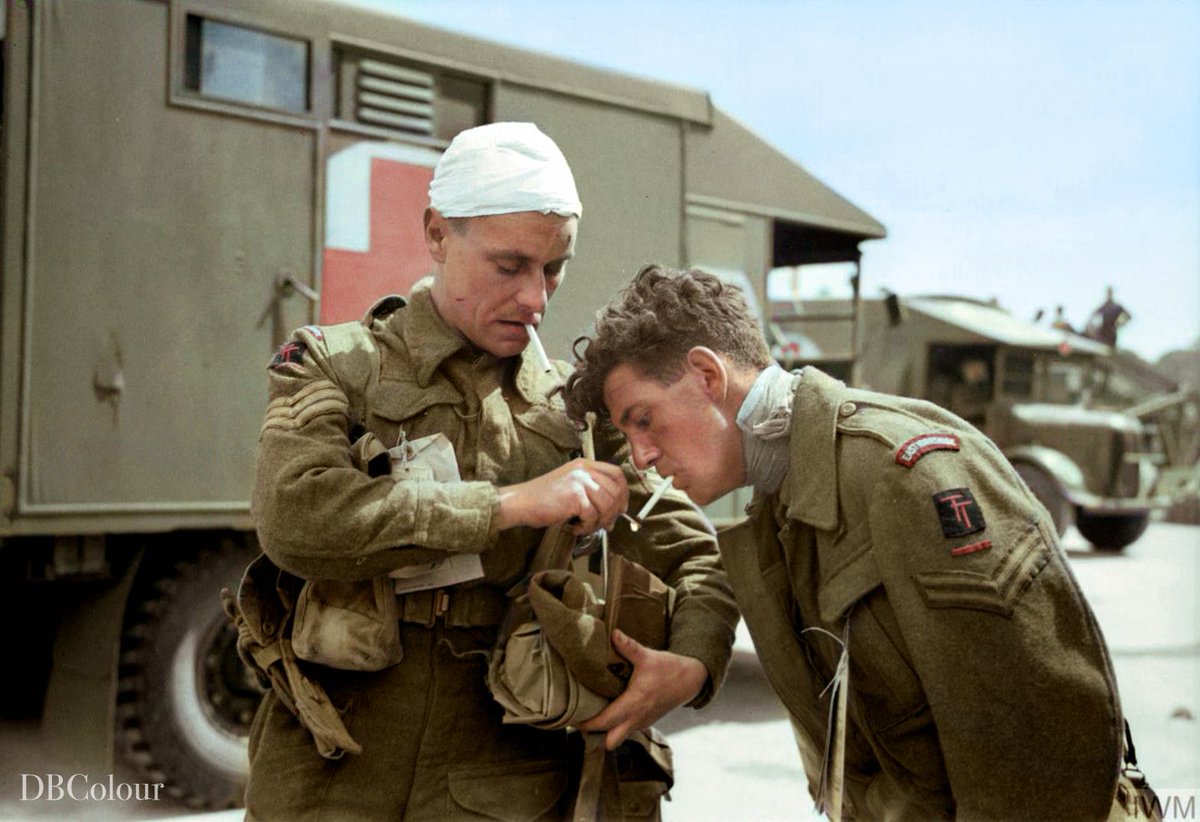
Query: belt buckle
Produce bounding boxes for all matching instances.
[426,588,451,627]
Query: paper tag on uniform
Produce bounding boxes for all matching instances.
[390,554,485,594]
[386,432,484,591]
[388,432,460,482]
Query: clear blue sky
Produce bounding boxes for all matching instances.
[357,0,1199,361]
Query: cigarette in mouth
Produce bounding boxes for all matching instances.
[635,475,674,521]
[525,324,552,373]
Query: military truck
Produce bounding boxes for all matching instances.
[0,0,884,808]
[772,291,1168,551]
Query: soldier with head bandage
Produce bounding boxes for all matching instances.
[243,124,737,820]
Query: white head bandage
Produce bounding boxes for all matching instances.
[428,122,581,219]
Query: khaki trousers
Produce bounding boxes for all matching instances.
[244,622,573,821]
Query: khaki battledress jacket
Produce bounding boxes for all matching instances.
[246,279,737,820]
[720,368,1123,821]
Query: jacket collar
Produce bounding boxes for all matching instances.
[395,277,560,405]
[779,367,844,532]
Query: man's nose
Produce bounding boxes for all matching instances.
[516,273,548,315]
[629,438,659,471]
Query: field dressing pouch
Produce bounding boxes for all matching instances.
[220,554,361,759]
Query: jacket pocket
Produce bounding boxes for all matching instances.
[447,759,569,821]
[816,522,882,624]
[367,379,463,447]
[514,403,582,476]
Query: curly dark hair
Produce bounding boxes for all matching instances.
[563,264,771,423]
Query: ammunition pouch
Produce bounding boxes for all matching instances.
[291,576,402,671]
[221,553,362,759]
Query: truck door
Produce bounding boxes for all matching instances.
[13,1,315,522]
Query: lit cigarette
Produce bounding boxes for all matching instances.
[525,324,552,372]
[636,475,673,521]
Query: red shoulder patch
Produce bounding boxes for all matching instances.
[268,341,307,372]
[895,433,960,468]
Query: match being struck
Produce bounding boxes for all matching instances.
[525,324,553,373]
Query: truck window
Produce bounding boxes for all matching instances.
[927,344,996,425]
[768,262,856,301]
[184,15,309,113]
[1001,351,1035,399]
[1044,359,1088,405]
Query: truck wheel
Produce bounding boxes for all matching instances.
[117,535,261,809]
[1014,463,1070,537]
[1075,511,1151,552]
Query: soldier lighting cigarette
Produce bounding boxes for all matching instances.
[635,475,674,521]
[525,324,552,373]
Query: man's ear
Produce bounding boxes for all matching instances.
[685,346,728,402]
[424,208,449,263]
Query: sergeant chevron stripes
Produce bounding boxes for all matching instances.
[262,379,349,434]
[914,520,1051,617]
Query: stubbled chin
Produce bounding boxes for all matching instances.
[479,332,526,359]
[679,482,713,506]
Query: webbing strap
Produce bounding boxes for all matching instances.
[251,641,283,671]
[397,586,507,627]
[571,732,622,822]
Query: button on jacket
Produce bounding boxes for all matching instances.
[720,368,1123,821]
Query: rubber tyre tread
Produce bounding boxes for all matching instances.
[1075,511,1150,552]
[116,535,258,810]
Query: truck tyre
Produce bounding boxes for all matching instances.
[116,535,261,809]
[1075,511,1151,552]
[1014,462,1070,537]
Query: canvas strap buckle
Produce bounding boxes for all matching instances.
[425,589,451,627]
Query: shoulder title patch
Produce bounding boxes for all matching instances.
[269,341,307,372]
[933,487,985,538]
[302,324,325,341]
[896,433,960,468]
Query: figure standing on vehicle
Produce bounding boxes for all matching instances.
[1086,285,1132,346]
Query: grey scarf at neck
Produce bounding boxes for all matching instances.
[736,363,799,494]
